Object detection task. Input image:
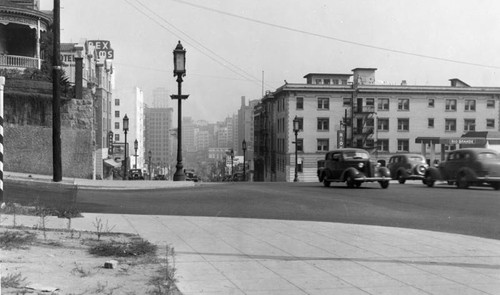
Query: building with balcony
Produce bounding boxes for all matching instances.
[254,68,500,182]
[0,0,51,69]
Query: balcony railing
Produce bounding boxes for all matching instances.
[353,105,376,114]
[0,54,40,69]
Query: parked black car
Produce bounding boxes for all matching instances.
[317,148,391,188]
[128,169,144,180]
[424,148,500,190]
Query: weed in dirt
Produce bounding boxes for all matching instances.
[0,230,37,250]
[71,263,94,278]
[92,217,116,241]
[56,206,82,233]
[1,272,29,288]
[147,245,178,295]
[89,237,158,257]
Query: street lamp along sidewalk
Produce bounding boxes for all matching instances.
[171,41,189,181]
[122,114,129,181]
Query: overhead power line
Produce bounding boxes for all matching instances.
[122,0,277,89]
[171,0,500,70]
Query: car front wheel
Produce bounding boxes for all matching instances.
[456,173,469,189]
[346,175,356,188]
[379,181,389,189]
[491,182,500,190]
[425,174,435,187]
[323,179,331,187]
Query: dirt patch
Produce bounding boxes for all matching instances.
[1,226,179,295]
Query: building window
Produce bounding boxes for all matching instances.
[114,99,120,106]
[428,98,435,108]
[323,79,330,84]
[378,98,389,111]
[464,119,475,131]
[317,139,329,151]
[428,118,434,128]
[317,118,329,131]
[115,122,119,129]
[366,98,375,109]
[398,98,409,111]
[377,139,389,152]
[115,110,120,118]
[487,99,495,108]
[377,118,389,131]
[115,134,120,141]
[298,158,303,172]
[343,98,351,107]
[465,100,476,111]
[296,97,303,110]
[296,139,303,152]
[397,139,409,152]
[297,117,304,130]
[486,119,495,128]
[445,145,457,151]
[445,99,457,111]
[397,118,409,131]
[315,79,322,84]
[445,119,456,132]
[318,97,329,110]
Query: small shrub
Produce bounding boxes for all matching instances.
[1,272,28,288]
[89,238,158,257]
[0,231,37,250]
[92,217,116,240]
[71,263,93,278]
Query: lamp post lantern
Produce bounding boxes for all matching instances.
[171,41,189,181]
[293,116,300,182]
[148,150,152,180]
[242,140,247,181]
[122,114,129,181]
[133,139,138,168]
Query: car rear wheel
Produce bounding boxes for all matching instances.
[456,173,469,189]
[379,181,389,189]
[491,182,500,190]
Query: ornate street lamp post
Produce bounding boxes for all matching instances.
[122,114,129,181]
[293,116,300,182]
[133,139,138,168]
[242,140,247,181]
[148,150,152,180]
[171,41,189,181]
[230,149,234,180]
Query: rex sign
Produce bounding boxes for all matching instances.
[86,40,114,61]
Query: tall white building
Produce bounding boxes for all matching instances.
[112,87,145,173]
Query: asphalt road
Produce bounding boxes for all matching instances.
[5,180,500,240]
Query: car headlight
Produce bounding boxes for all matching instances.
[358,163,364,169]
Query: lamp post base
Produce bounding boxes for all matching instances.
[173,163,185,181]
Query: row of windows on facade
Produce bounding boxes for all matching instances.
[292,117,495,132]
[288,138,455,154]
[295,97,496,111]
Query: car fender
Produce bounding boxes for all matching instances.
[378,166,391,178]
[425,167,441,180]
[341,167,360,181]
[456,167,477,181]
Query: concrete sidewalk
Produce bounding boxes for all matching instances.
[3,171,197,190]
[3,213,500,295]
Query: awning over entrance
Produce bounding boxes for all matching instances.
[415,137,440,144]
[104,159,121,168]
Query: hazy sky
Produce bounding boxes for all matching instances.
[41,0,500,122]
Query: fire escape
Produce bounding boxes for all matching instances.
[352,98,376,150]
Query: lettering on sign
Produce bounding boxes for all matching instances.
[86,40,114,61]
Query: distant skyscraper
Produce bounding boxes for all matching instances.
[145,105,174,177]
[152,87,170,108]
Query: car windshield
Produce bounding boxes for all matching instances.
[477,152,500,161]
[408,156,426,163]
[343,151,369,159]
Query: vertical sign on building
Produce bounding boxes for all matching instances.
[108,131,114,154]
[337,130,344,148]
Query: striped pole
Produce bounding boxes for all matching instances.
[0,76,4,209]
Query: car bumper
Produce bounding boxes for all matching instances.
[354,176,390,182]
[477,176,500,182]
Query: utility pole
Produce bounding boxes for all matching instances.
[52,0,62,182]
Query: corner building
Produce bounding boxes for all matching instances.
[254,68,500,182]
